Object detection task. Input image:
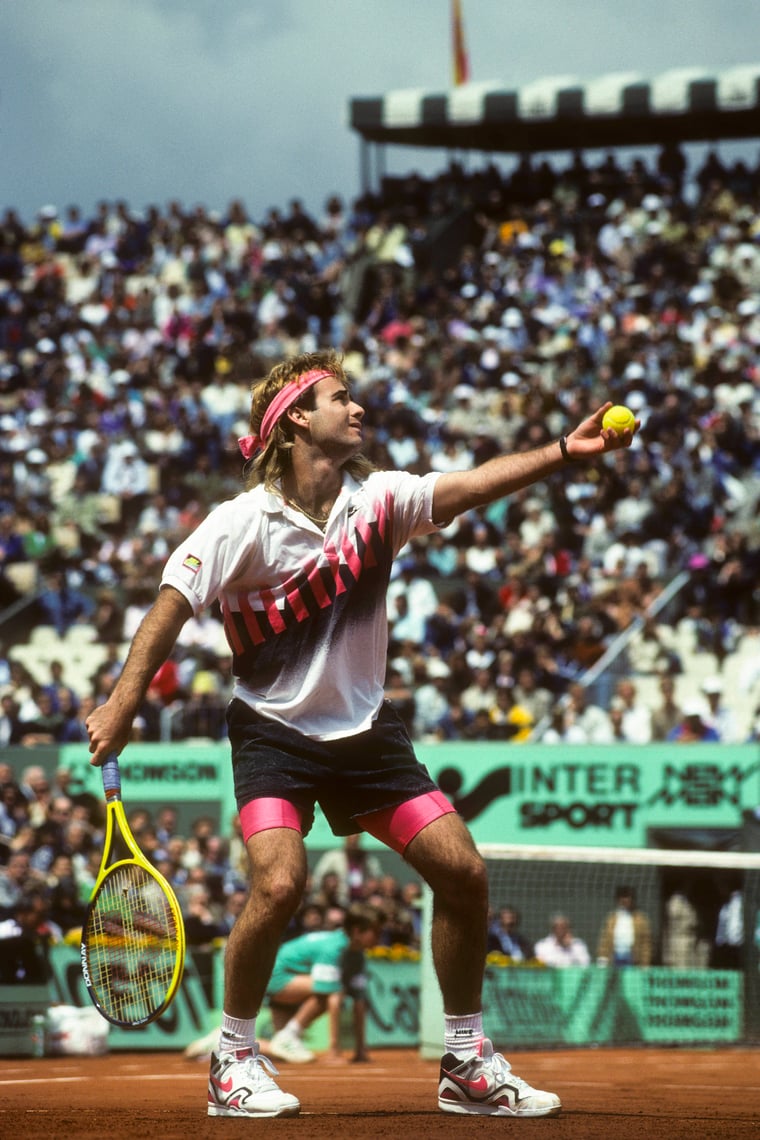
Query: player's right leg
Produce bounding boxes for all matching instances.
[208,825,306,1117]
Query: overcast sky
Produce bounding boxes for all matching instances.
[2,0,758,224]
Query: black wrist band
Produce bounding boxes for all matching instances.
[559,435,573,463]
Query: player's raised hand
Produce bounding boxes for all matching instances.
[566,402,639,459]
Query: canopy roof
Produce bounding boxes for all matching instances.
[350,65,760,153]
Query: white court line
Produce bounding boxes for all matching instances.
[2,1073,754,1095]
[0,1073,432,1088]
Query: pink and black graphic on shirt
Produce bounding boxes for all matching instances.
[220,499,394,681]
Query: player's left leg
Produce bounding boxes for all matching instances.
[402,811,488,1013]
[366,809,561,1117]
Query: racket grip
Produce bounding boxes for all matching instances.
[101,754,121,799]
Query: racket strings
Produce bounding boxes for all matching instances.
[84,863,180,1023]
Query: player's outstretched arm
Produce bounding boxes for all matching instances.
[86,585,193,766]
[432,402,638,524]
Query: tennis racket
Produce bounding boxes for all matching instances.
[80,754,186,1027]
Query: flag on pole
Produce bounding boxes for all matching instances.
[452,0,470,86]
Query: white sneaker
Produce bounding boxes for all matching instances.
[268,1029,316,1064]
[438,1038,561,1117]
[207,1048,300,1117]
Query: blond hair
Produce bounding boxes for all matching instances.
[242,349,375,491]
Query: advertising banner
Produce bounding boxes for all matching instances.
[57,742,760,850]
[1,951,743,1055]
[483,965,742,1046]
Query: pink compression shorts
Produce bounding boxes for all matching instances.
[239,790,454,855]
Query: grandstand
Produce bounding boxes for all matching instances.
[2,129,760,752]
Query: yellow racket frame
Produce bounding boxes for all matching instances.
[81,755,186,1027]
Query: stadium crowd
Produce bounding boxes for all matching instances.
[1,144,760,956]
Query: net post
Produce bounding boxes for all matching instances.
[418,884,444,1059]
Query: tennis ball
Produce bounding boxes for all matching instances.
[602,405,636,434]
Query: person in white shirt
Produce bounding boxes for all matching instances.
[613,679,652,744]
[700,675,742,743]
[595,886,653,966]
[85,349,634,1120]
[534,915,591,968]
[711,877,744,970]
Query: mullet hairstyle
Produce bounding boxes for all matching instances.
[242,349,375,492]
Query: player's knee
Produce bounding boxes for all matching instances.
[439,849,488,910]
[258,866,307,919]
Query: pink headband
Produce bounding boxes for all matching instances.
[238,369,334,460]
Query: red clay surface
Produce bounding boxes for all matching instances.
[1,1047,758,1139]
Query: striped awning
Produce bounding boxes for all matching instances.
[349,64,760,153]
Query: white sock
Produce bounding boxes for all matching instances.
[444,1012,484,1058]
[282,1017,303,1040]
[219,1013,256,1055]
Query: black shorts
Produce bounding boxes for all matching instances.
[227,698,440,838]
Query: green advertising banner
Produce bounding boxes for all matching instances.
[482,965,742,1046]
[624,968,742,1042]
[419,742,760,848]
[45,741,760,849]
[60,743,238,836]
[0,953,743,1056]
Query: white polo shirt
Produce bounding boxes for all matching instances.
[161,469,442,740]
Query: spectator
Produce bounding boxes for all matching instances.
[18,766,52,828]
[412,660,453,740]
[661,885,704,968]
[666,699,722,743]
[460,667,498,718]
[0,892,55,982]
[0,692,23,747]
[59,694,97,742]
[155,806,179,849]
[487,905,533,961]
[0,781,29,847]
[700,674,743,743]
[627,616,682,676]
[45,853,87,935]
[711,875,744,970]
[553,683,613,744]
[37,570,95,637]
[488,685,534,742]
[595,886,653,967]
[310,836,383,909]
[511,666,553,726]
[612,679,653,744]
[650,675,682,741]
[534,915,591,968]
[218,887,248,936]
[0,851,40,914]
[182,882,225,1003]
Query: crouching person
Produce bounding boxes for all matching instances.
[266,902,381,1064]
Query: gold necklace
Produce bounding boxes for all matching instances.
[285,496,331,528]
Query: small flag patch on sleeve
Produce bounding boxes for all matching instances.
[182,553,202,574]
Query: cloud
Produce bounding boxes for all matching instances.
[2,0,756,221]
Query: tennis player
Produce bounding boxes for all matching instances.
[86,350,636,1118]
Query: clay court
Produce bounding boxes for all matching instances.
[1,1046,758,1139]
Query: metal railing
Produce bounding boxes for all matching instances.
[528,570,691,741]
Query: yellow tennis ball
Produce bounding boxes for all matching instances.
[602,405,636,434]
